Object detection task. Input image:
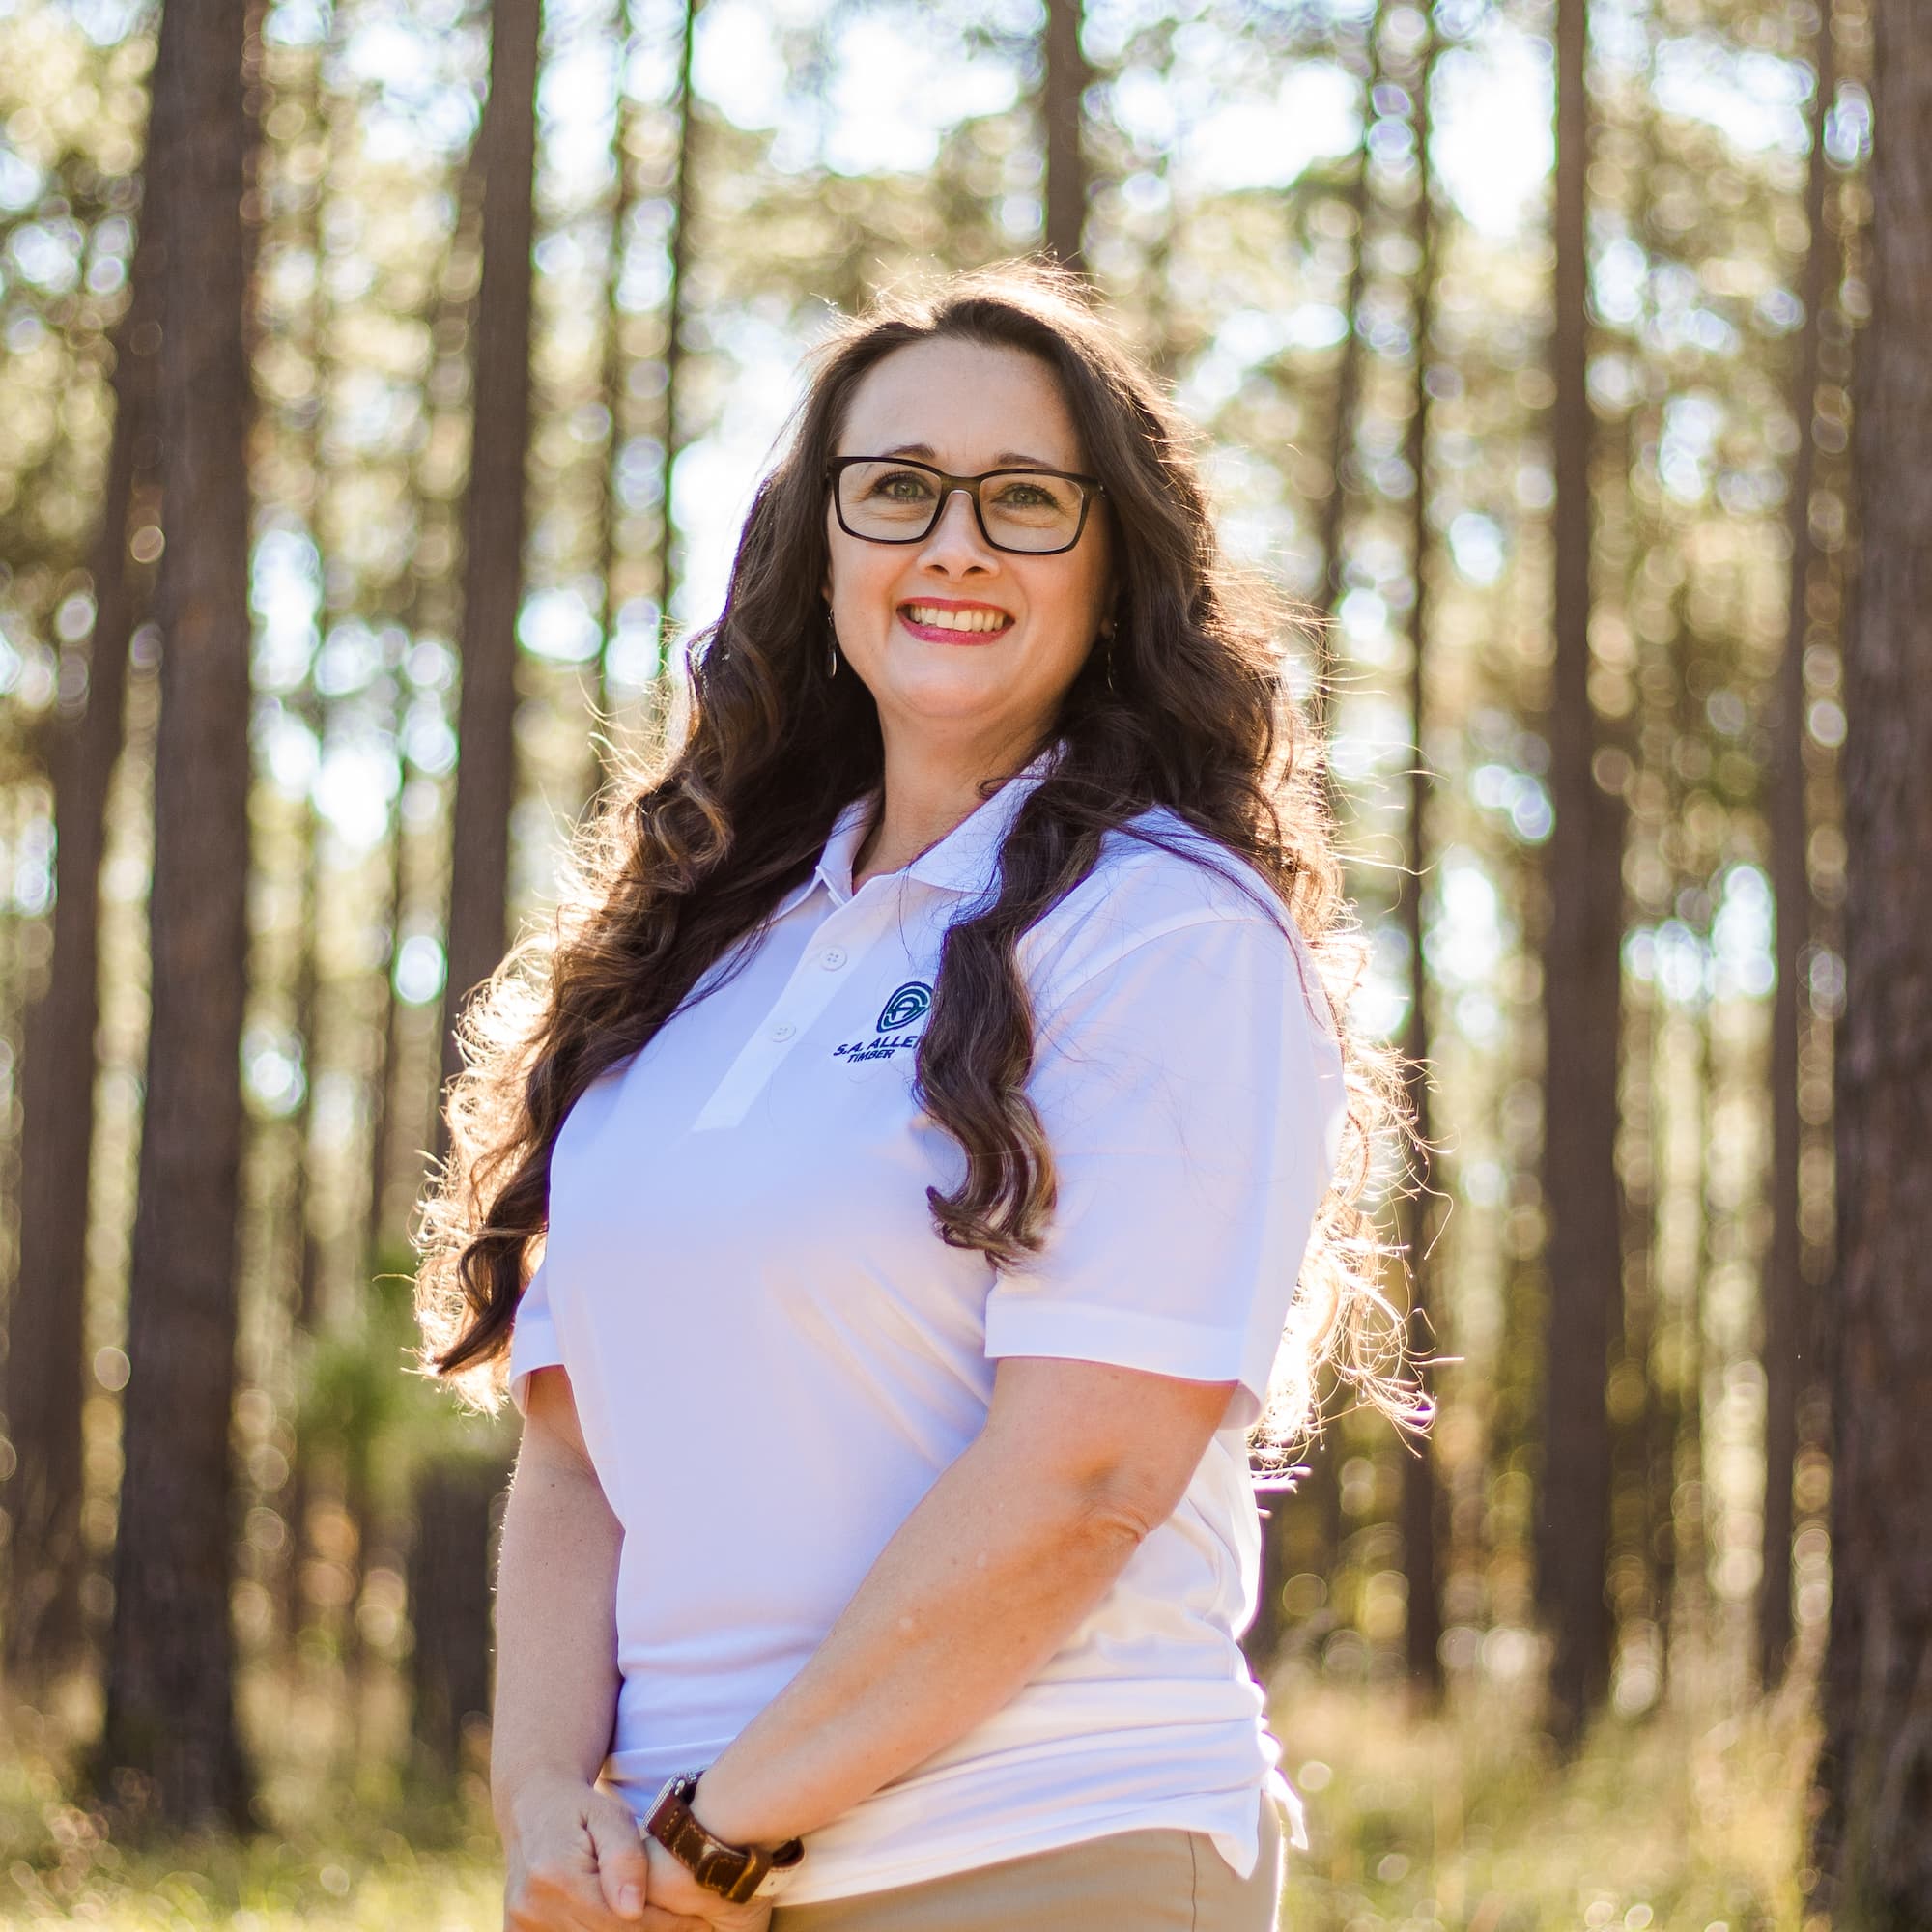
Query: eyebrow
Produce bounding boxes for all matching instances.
[878,440,1068,469]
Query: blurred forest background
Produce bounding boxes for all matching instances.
[1,0,1928,1925]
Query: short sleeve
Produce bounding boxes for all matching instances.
[984,914,1348,1433]
[506,1257,565,1419]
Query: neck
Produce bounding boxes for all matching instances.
[852,726,1053,888]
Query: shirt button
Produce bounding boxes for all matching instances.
[820,948,847,969]
[770,1021,796,1041]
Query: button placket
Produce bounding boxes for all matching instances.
[688,897,888,1133]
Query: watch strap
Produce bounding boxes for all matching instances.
[644,1771,806,1904]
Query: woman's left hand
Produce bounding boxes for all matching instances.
[639,1833,775,1932]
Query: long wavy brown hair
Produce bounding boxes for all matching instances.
[412,258,1426,1464]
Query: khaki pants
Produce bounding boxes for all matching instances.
[769,1791,1284,1932]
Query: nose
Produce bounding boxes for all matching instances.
[916,487,996,573]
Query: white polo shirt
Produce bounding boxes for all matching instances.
[507,737,1347,1905]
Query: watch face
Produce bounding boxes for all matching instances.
[647,1770,700,1825]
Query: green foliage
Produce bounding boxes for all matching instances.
[292,1258,511,1520]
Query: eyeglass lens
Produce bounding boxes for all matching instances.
[836,461,1085,554]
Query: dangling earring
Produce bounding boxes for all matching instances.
[1105,638,1118,695]
[825,610,839,678]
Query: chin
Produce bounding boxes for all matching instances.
[877,676,1014,723]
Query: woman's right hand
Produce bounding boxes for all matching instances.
[503,1770,712,1932]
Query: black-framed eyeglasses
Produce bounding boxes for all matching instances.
[826,456,1106,556]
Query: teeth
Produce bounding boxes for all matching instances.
[904,604,1009,633]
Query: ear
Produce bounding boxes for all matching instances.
[1099,580,1122,637]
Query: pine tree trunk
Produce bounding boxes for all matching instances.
[1312,0,1383,740]
[93,0,256,1833]
[1042,0,1089,270]
[1536,0,1622,1744]
[278,809,326,1649]
[371,123,482,1264]
[438,0,542,1144]
[408,1457,510,1776]
[1760,1,1835,1694]
[595,0,639,725]
[655,0,697,658]
[3,164,156,1693]
[1810,0,1932,1911]
[362,754,410,1260]
[277,11,338,1654]
[1398,11,1442,1699]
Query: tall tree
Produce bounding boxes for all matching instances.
[1811,0,1932,1912]
[596,0,640,725]
[419,0,543,1763]
[1759,0,1835,1693]
[2,186,156,1689]
[1277,3,1388,1592]
[407,1453,505,1776]
[1313,0,1384,735]
[1041,0,1089,270]
[1535,0,1622,1741]
[273,14,339,1652]
[438,0,542,1141]
[92,0,256,1833]
[370,126,487,1263]
[654,0,698,660]
[1397,4,1442,1699]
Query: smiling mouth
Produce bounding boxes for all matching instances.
[897,602,1015,636]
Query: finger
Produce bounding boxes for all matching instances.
[584,1799,653,1920]
[517,1864,629,1932]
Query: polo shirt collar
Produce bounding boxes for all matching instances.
[906,737,1067,893]
[781,737,1067,915]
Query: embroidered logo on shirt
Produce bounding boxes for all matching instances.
[831,981,932,1064]
[875,981,932,1031]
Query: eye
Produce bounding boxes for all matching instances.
[984,474,1081,523]
[866,468,938,502]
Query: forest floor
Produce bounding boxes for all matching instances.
[1265,1666,1817,1932]
[0,1662,1818,1930]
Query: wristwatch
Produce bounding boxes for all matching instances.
[642,1770,807,1904]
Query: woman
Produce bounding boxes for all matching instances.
[415,260,1417,1932]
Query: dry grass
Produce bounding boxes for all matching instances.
[0,1661,1816,1928]
[1266,1664,1818,1932]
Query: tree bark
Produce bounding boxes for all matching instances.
[595,0,639,724]
[274,10,343,1653]
[1810,0,1932,1913]
[278,780,327,1650]
[438,0,542,1148]
[655,0,697,660]
[92,0,256,1833]
[1398,11,1442,1699]
[1312,0,1383,741]
[3,176,156,1692]
[371,128,484,1263]
[408,1456,510,1776]
[1760,2,1836,1694]
[1535,0,1622,1744]
[1042,0,1089,270]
